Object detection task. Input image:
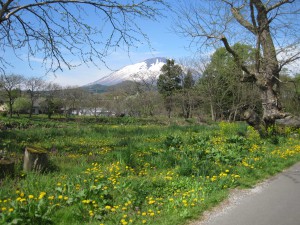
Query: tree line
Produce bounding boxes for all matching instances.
[1,46,299,122]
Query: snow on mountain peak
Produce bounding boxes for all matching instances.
[87,57,167,86]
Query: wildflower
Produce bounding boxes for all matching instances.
[120,219,128,225]
[148,200,155,204]
[105,205,111,210]
[28,195,34,199]
[89,210,94,217]
[142,220,147,224]
[9,208,14,212]
[38,192,46,199]
[82,199,91,204]
[48,196,55,200]
[58,195,63,200]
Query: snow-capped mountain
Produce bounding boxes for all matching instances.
[87,57,167,86]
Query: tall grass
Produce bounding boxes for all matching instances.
[0,118,300,225]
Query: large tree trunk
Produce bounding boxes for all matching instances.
[258,84,285,127]
[252,0,286,127]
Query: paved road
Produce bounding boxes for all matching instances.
[190,162,300,225]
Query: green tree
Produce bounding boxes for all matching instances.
[280,73,300,116]
[13,97,31,116]
[0,74,24,117]
[198,43,260,121]
[157,59,183,118]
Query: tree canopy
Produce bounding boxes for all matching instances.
[199,43,260,121]
[175,0,300,128]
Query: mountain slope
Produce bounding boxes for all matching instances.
[87,57,167,86]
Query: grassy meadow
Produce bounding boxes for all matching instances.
[0,116,300,225]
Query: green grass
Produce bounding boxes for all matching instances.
[0,118,300,225]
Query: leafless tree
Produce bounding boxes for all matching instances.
[61,86,88,116]
[25,77,45,117]
[175,0,300,128]
[0,0,168,73]
[40,82,63,118]
[131,70,159,92]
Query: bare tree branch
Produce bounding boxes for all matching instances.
[231,6,256,35]
[220,35,256,82]
[267,0,295,12]
[0,0,168,73]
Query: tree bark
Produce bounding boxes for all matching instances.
[253,0,285,126]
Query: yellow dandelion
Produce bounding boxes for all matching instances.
[38,192,46,199]
[105,205,111,210]
[111,207,116,212]
[28,195,34,199]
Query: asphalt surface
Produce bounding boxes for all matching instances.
[190,162,300,225]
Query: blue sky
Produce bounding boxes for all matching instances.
[3,1,299,87]
[3,2,194,87]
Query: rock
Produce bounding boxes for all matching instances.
[275,116,300,128]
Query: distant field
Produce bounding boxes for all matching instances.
[1,116,300,225]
